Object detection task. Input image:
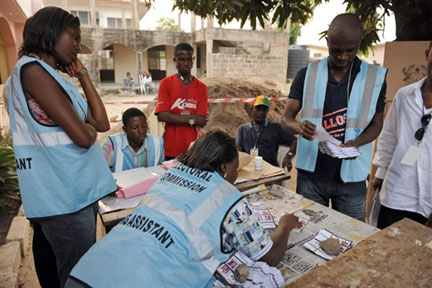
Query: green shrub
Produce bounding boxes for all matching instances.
[0,131,20,211]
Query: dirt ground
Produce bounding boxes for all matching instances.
[16,77,298,287]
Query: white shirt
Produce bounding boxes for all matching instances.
[373,77,432,218]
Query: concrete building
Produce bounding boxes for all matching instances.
[0,0,44,136]
[40,0,290,86]
[1,0,290,88]
[0,0,44,85]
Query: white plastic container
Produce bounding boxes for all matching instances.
[254,156,263,171]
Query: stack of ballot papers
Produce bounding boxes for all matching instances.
[252,203,276,229]
[316,126,361,159]
[98,166,165,214]
[213,252,285,288]
[303,228,353,260]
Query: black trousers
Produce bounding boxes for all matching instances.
[377,205,428,229]
[32,222,61,288]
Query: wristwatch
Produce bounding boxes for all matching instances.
[189,117,195,126]
[287,151,294,157]
[75,67,88,79]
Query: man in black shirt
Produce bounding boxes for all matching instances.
[237,95,297,170]
[281,14,387,221]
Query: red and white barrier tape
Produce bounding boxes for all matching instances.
[105,97,285,105]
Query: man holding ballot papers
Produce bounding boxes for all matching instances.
[281,13,387,221]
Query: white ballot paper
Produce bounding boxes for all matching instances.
[315,126,361,159]
[303,228,353,260]
[213,252,284,288]
[252,203,276,229]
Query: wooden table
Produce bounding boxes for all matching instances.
[100,172,290,228]
[286,218,432,287]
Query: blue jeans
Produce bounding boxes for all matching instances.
[296,173,366,221]
[65,277,90,288]
[123,79,135,90]
[31,204,98,288]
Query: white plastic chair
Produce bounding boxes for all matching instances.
[139,74,147,95]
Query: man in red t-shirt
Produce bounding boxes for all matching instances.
[155,43,208,159]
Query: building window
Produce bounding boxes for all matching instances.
[71,10,90,26]
[107,17,132,29]
[148,49,166,71]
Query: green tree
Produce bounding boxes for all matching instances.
[155,17,181,32]
[289,23,302,45]
[171,0,432,53]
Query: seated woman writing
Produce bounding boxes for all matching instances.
[67,131,300,288]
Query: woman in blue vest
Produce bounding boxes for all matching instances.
[4,7,116,288]
[67,131,300,288]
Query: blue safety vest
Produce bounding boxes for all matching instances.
[109,133,164,172]
[296,58,387,182]
[5,56,116,218]
[70,163,243,287]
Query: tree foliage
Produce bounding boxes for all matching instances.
[172,0,432,54]
[155,17,181,32]
[289,23,302,45]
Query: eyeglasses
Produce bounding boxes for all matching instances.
[415,113,431,141]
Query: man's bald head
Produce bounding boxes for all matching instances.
[328,13,363,40]
[326,13,363,71]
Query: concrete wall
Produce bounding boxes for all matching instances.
[141,51,149,72]
[81,27,191,54]
[211,52,287,83]
[165,45,176,77]
[362,43,385,66]
[209,40,288,83]
[196,28,289,84]
[113,44,138,84]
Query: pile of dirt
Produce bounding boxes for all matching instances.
[201,77,287,137]
[202,77,285,99]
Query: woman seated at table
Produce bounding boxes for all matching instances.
[67,131,300,288]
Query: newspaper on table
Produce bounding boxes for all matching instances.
[252,184,379,285]
[252,202,276,229]
[316,126,360,159]
[303,228,353,260]
[213,252,284,288]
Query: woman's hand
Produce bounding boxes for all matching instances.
[57,58,84,78]
[279,213,301,230]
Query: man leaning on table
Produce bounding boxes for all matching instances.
[102,108,164,172]
[237,95,297,171]
[281,13,387,221]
